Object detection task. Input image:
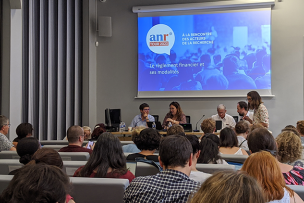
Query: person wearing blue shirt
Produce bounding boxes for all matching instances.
[130,103,155,128]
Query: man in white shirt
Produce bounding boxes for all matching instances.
[237,101,253,122]
[211,104,236,129]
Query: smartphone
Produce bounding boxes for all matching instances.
[86,141,94,149]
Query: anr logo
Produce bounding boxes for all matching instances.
[146,24,175,55]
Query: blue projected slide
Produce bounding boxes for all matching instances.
[138,10,271,92]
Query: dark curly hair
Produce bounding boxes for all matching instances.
[133,128,161,151]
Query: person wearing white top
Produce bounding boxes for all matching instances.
[235,120,250,151]
[211,104,236,130]
[186,135,212,183]
[237,101,253,122]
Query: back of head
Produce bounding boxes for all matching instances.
[189,171,265,203]
[0,164,70,203]
[167,124,184,136]
[133,128,161,151]
[131,126,146,140]
[91,123,107,140]
[200,54,211,66]
[29,148,63,169]
[235,120,249,134]
[67,125,84,143]
[276,131,302,163]
[159,135,192,168]
[249,123,264,133]
[223,55,239,76]
[296,120,304,135]
[241,151,293,201]
[198,134,221,164]
[281,127,300,137]
[248,128,276,153]
[219,127,238,148]
[185,135,200,155]
[200,118,215,134]
[16,123,33,139]
[17,137,40,165]
[238,101,248,111]
[79,132,127,177]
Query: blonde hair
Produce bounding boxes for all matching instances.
[276,131,302,163]
[189,171,265,203]
[296,120,304,135]
[131,126,147,141]
[82,126,91,132]
[200,118,215,133]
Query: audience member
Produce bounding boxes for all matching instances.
[219,127,248,155]
[282,126,300,137]
[241,151,304,203]
[200,118,216,134]
[189,171,265,203]
[122,126,145,153]
[0,115,16,151]
[248,128,304,185]
[9,137,40,175]
[296,120,304,143]
[235,120,250,151]
[129,103,155,128]
[90,123,106,140]
[59,125,93,155]
[82,126,91,140]
[247,91,269,128]
[0,164,73,203]
[276,131,304,167]
[74,132,135,182]
[198,134,228,164]
[28,148,63,168]
[185,135,211,183]
[249,123,264,133]
[247,48,267,80]
[255,54,271,89]
[211,104,236,129]
[126,128,161,162]
[202,74,229,90]
[162,101,186,129]
[167,124,185,136]
[124,135,200,203]
[13,123,33,147]
[237,101,253,122]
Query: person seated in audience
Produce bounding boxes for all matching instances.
[282,125,300,137]
[124,135,200,203]
[185,135,211,183]
[249,123,264,133]
[189,171,265,203]
[82,126,91,140]
[211,104,236,129]
[9,137,40,175]
[219,127,248,155]
[255,54,271,89]
[73,132,135,182]
[129,103,155,128]
[12,123,33,147]
[235,120,250,151]
[126,128,161,162]
[241,151,304,203]
[162,101,186,129]
[166,124,185,136]
[90,123,106,140]
[0,115,16,151]
[276,131,304,167]
[0,164,74,203]
[198,133,228,164]
[122,126,145,153]
[237,101,253,122]
[248,128,304,185]
[296,120,304,143]
[200,118,216,134]
[59,125,93,155]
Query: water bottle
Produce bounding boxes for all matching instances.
[152,122,156,130]
[120,122,126,132]
[168,122,172,128]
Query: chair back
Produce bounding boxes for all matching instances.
[289,185,304,200]
[40,140,69,145]
[186,116,191,124]
[220,154,248,163]
[196,163,235,174]
[152,115,159,122]
[58,152,90,161]
[42,145,67,151]
[135,162,159,177]
[0,159,23,175]
[0,151,19,159]
[120,141,134,146]
[0,175,13,194]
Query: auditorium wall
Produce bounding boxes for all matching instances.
[89,0,304,137]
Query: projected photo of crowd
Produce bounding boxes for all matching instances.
[138,10,271,92]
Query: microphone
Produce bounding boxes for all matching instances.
[193,115,205,132]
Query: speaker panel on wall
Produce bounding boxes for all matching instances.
[98,16,112,37]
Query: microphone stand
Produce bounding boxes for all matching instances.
[193,115,205,132]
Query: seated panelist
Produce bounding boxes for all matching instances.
[211,104,236,129]
[130,103,155,128]
[162,101,186,129]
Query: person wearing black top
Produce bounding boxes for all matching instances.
[126,128,161,162]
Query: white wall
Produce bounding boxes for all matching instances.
[89,0,304,137]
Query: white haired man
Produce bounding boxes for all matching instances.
[211,104,236,130]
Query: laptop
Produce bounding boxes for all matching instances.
[180,123,192,132]
[147,121,163,130]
